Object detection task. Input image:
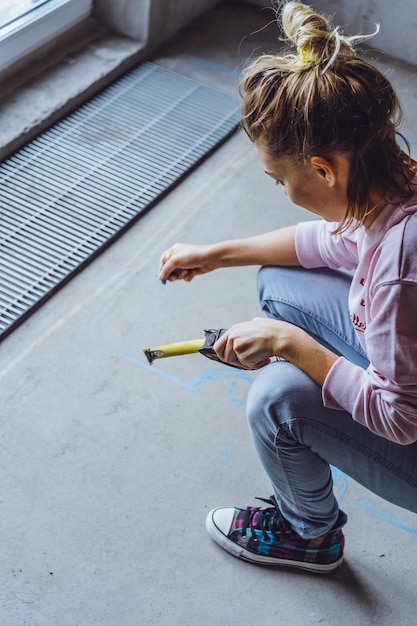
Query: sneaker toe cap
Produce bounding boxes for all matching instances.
[208,507,235,536]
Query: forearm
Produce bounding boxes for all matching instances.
[206,225,300,269]
[275,322,338,387]
[159,225,300,282]
[214,318,338,385]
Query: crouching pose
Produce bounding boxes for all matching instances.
[158,1,417,572]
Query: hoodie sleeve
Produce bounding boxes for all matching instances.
[295,220,359,270]
[323,279,417,445]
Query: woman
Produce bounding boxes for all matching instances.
[158,1,417,572]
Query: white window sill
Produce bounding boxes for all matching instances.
[0,17,146,162]
[0,0,93,73]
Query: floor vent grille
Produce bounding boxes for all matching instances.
[0,61,240,338]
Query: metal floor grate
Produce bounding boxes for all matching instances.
[0,62,240,338]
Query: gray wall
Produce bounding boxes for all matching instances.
[93,0,416,66]
[246,0,417,66]
[94,0,221,51]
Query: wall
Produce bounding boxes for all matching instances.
[245,0,417,66]
[94,0,221,52]
[93,0,416,67]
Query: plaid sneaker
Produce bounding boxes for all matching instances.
[206,497,347,573]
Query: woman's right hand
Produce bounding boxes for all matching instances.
[158,243,218,283]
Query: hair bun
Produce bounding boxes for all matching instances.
[282,2,358,72]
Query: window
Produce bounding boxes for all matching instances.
[0,1,51,28]
[0,0,92,74]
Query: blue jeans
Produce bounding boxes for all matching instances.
[247,266,417,538]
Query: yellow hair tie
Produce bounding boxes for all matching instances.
[297,46,313,65]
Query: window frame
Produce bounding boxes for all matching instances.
[0,0,93,74]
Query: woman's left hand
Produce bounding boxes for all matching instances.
[213,317,339,383]
[213,317,284,370]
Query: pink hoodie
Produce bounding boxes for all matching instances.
[295,183,417,445]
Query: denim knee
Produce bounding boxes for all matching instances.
[247,360,320,443]
[256,265,369,368]
[256,265,293,323]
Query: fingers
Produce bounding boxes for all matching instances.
[159,250,175,284]
[213,324,272,370]
[158,246,202,283]
[158,248,187,283]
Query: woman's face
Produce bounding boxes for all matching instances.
[255,141,349,223]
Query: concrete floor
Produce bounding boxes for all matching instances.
[1,3,417,625]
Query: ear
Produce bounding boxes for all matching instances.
[310,156,337,187]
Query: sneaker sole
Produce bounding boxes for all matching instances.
[206,511,343,574]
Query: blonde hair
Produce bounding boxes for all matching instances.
[240,2,414,231]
